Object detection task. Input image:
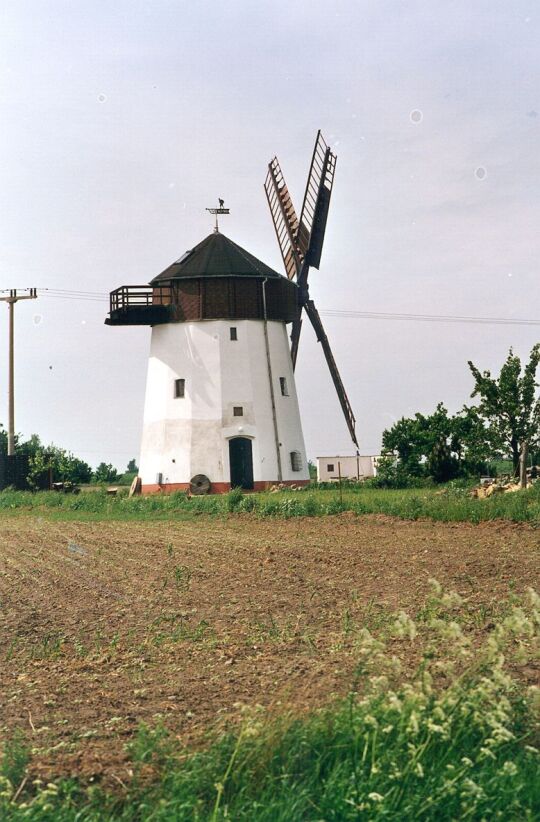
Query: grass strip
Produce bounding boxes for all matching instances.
[0,483,539,525]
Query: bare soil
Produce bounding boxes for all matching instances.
[0,513,538,783]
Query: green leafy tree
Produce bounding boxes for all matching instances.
[1,425,92,488]
[382,404,491,484]
[94,462,119,483]
[468,344,540,474]
[381,416,427,477]
[27,445,92,488]
[126,458,138,473]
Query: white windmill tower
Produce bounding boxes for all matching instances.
[106,133,357,494]
[106,206,309,493]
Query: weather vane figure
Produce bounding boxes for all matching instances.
[206,198,230,232]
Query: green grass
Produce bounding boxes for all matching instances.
[1,482,540,525]
[2,588,538,820]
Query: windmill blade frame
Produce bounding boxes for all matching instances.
[264,131,359,449]
[264,158,302,281]
[298,130,337,269]
[303,299,358,449]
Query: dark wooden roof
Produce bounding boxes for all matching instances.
[150,232,282,283]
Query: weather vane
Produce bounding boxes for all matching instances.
[206,198,230,233]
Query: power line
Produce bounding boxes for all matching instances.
[3,288,539,327]
[320,309,540,327]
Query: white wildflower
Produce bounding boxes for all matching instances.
[500,760,518,777]
[491,726,515,743]
[440,591,463,609]
[461,778,485,800]
[525,587,540,610]
[479,746,496,761]
[426,719,447,736]
[363,714,379,729]
[393,611,417,641]
[407,711,420,735]
[428,578,442,596]
[387,692,403,712]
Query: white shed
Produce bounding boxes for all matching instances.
[316,455,381,483]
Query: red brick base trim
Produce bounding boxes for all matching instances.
[141,479,310,495]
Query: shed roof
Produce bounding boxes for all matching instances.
[150,232,282,283]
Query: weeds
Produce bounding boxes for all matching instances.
[151,614,214,645]
[1,586,538,820]
[173,564,192,591]
[2,483,540,525]
[0,731,29,789]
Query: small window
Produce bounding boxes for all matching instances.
[174,378,185,398]
[230,327,238,341]
[327,463,334,472]
[279,377,289,396]
[290,451,302,472]
[233,406,243,416]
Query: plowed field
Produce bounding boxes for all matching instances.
[0,514,538,784]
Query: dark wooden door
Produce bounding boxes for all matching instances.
[229,437,254,490]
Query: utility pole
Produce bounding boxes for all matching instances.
[0,289,37,456]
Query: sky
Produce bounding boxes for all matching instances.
[1,0,539,469]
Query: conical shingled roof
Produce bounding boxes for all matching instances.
[150,232,282,283]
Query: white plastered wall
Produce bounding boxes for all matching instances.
[139,319,309,486]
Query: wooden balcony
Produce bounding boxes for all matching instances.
[105,285,173,326]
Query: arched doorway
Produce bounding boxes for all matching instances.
[229,437,254,490]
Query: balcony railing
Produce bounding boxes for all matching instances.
[109,284,173,312]
[106,284,173,325]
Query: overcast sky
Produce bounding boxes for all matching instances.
[1,0,539,469]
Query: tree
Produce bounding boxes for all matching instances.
[468,345,540,475]
[382,403,492,484]
[94,462,119,483]
[126,458,138,473]
[27,444,93,488]
[1,426,92,488]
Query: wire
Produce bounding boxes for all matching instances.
[5,288,539,327]
[319,309,540,327]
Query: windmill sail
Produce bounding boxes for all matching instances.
[265,131,358,449]
[298,131,337,269]
[304,299,358,448]
[264,158,302,280]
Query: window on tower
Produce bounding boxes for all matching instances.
[279,377,289,396]
[230,327,238,341]
[174,378,185,398]
[233,406,243,416]
[327,463,335,472]
[290,451,302,472]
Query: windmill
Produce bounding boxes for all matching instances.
[106,208,311,493]
[264,131,358,449]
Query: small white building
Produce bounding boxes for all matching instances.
[316,455,381,483]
